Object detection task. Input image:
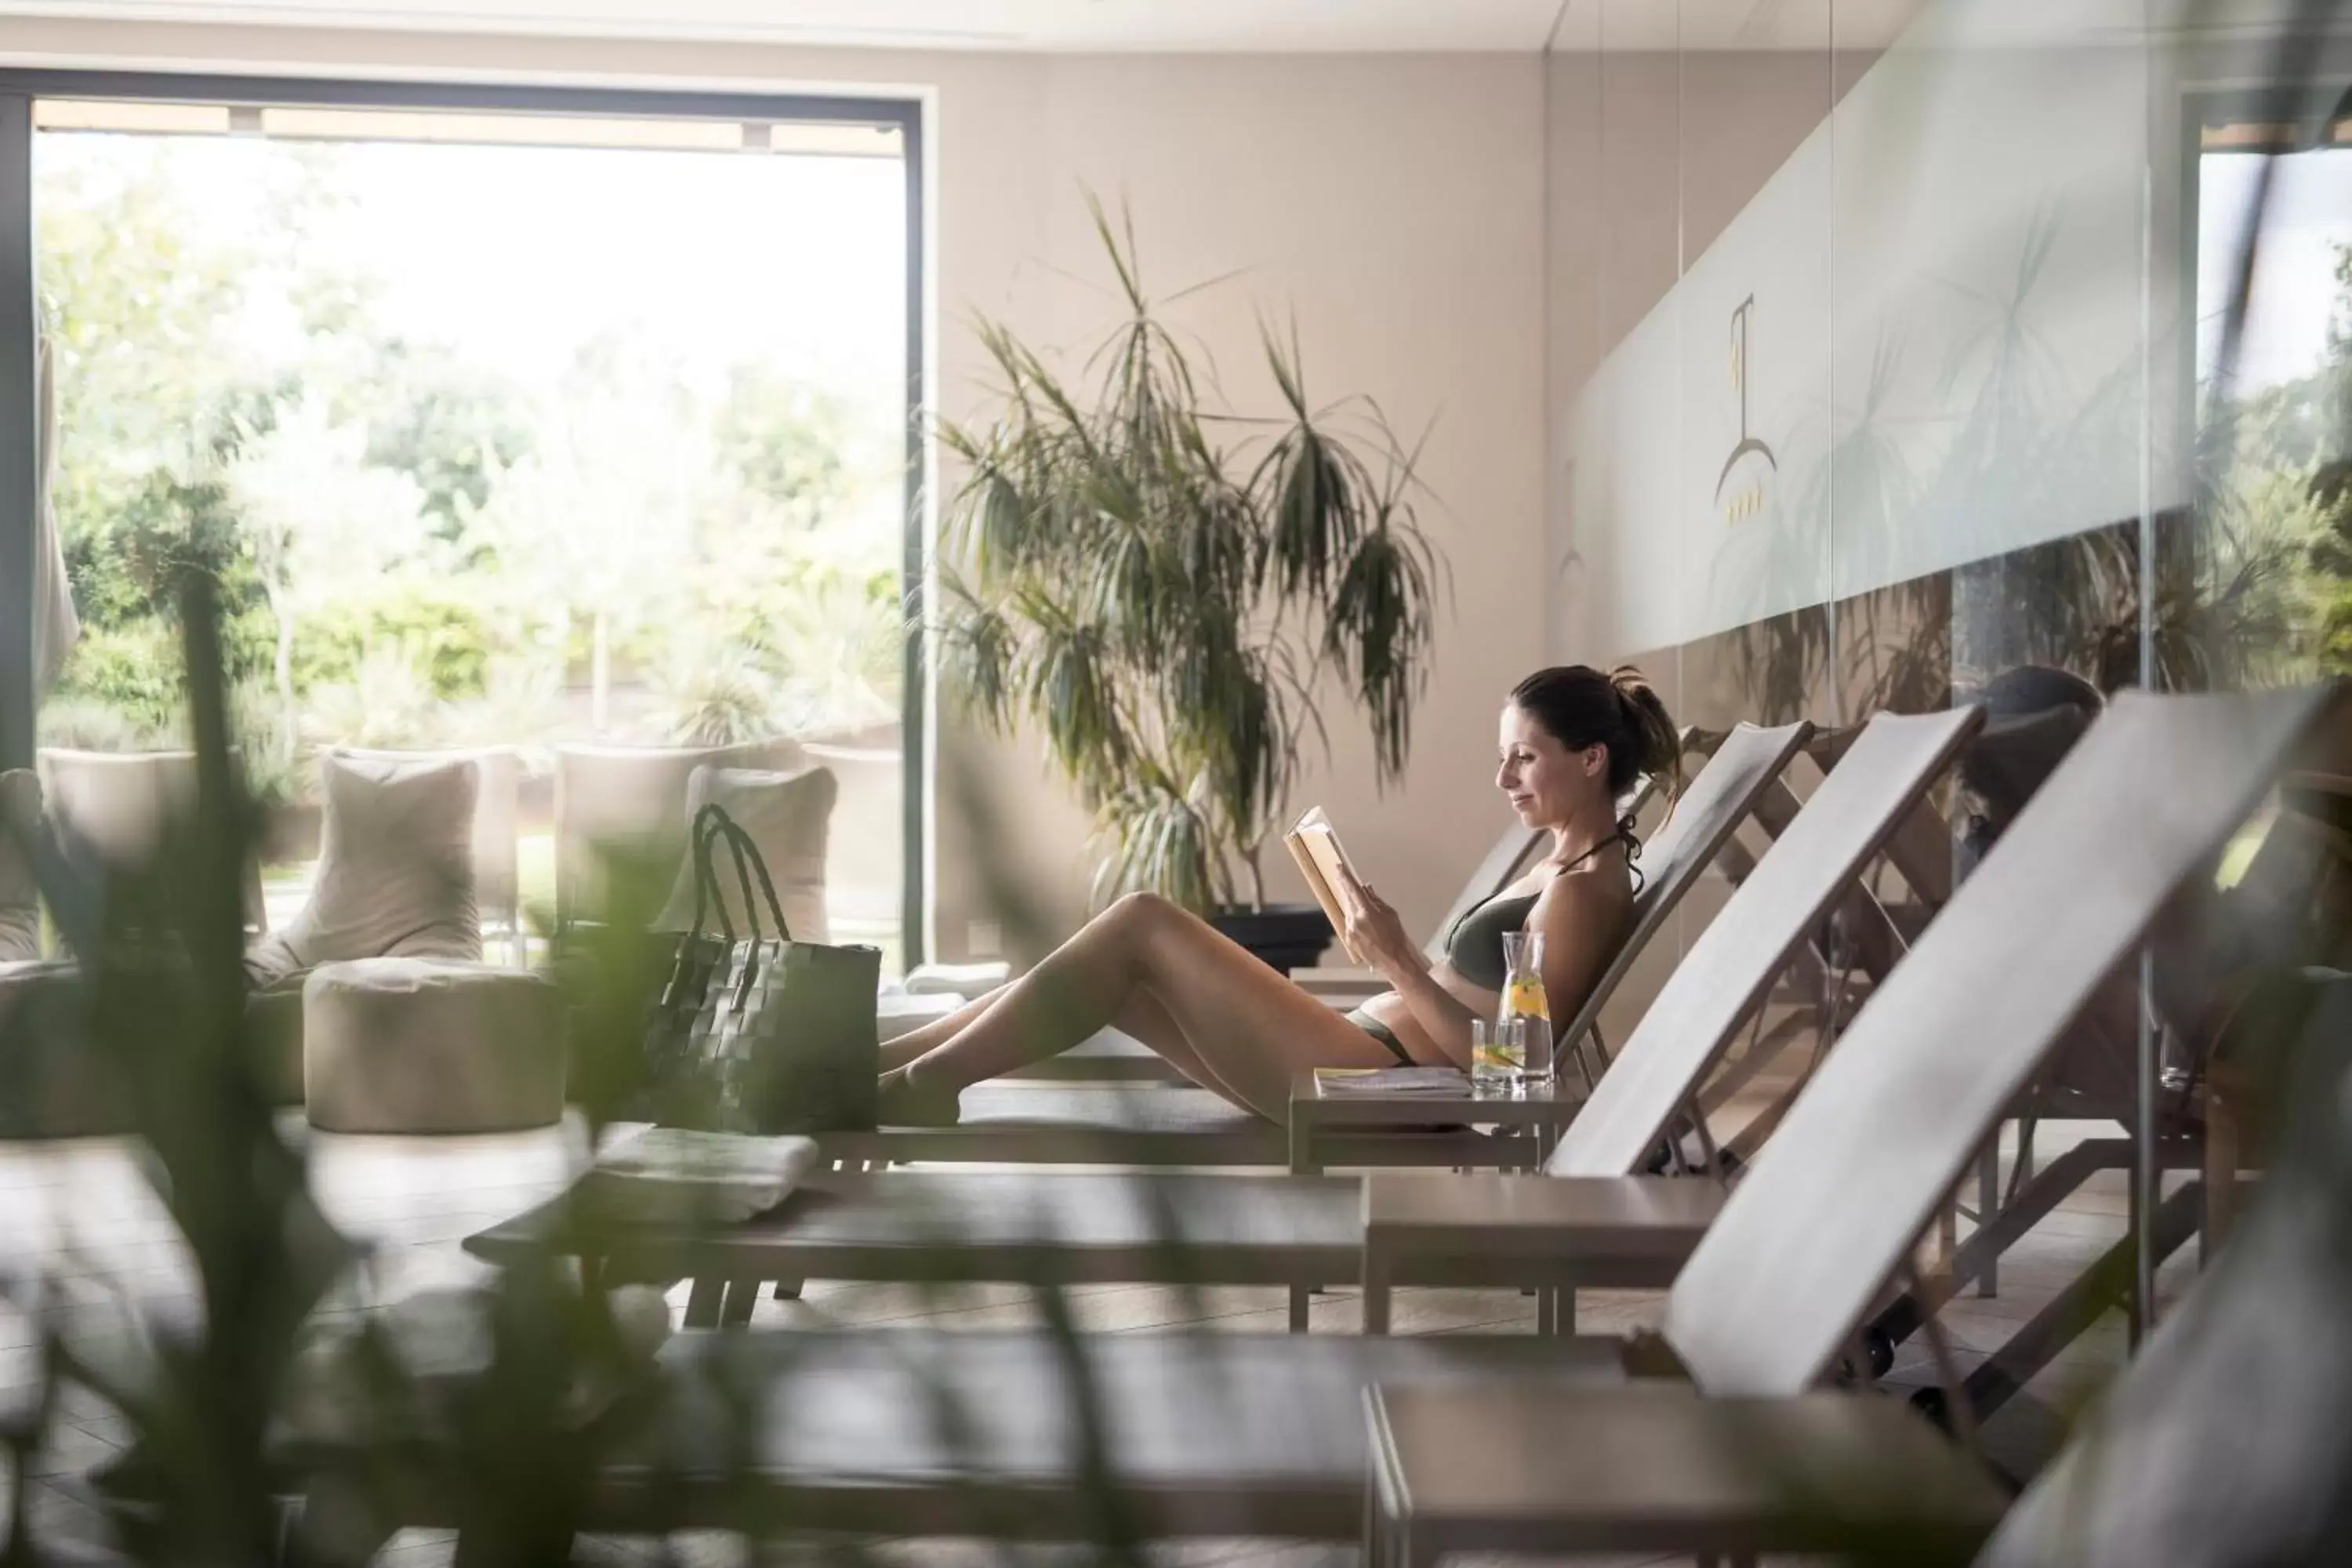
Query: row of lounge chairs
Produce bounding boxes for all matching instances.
[373,683,2347,1557]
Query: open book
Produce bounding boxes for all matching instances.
[1283,805,1366,964]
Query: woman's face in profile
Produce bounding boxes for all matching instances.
[1496,702,1598,827]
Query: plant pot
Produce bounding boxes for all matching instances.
[1209,902,1334,975]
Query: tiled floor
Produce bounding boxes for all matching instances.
[0,1086,2205,1566]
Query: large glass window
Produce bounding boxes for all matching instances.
[2194,117,2352,691]
[16,87,920,964]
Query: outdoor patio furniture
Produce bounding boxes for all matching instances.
[233,752,495,1108]
[36,747,268,932]
[467,709,1966,1330]
[652,764,836,944]
[552,739,804,931]
[303,956,564,1134]
[247,753,484,978]
[1678,706,2103,1299]
[389,684,2347,1549]
[335,745,526,965]
[26,752,307,1110]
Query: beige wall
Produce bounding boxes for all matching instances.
[0,19,1550,961]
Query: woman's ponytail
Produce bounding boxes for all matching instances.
[1608,664,1682,817]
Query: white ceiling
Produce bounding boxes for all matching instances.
[12,0,2307,56]
[0,0,1570,53]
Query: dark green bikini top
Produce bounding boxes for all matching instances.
[1442,829,1641,991]
[1443,891,1542,990]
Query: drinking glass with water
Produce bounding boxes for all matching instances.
[1471,1018,1525,1090]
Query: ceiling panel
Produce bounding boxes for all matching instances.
[1,0,1572,53]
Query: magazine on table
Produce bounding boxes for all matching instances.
[1312,1065,1468,1097]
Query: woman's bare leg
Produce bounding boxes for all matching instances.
[881,979,1256,1108]
[877,985,1007,1071]
[898,893,1396,1120]
[1104,990,1259,1112]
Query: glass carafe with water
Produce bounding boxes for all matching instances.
[1498,930,1552,1083]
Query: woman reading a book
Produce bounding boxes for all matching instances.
[877,665,1681,1124]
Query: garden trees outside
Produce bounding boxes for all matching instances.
[34,131,905,808]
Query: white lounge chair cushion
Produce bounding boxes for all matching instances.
[954,1083,1261,1135]
[303,957,561,1133]
[248,753,481,989]
[654,764,836,945]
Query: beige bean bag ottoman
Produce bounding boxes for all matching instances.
[303,957,562,1134]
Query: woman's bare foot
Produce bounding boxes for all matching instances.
[876,1064,964,1127]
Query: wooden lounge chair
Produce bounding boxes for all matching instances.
[1862,753,2352,1420]
[1367,977,2352,1568]
[467,709,1974,1331]
[1972,978,2352,1568]
[408,685,2345,1550]
[1687,704,2119,1298]
[818,720,1812,1167]
[1359,684,2348,1563]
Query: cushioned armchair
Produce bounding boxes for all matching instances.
[37,748,267,933]
[552,739,804,931]
[654,763,836,944]
[17,753,273,1132]
[334,745,525,964]
[245,752,486,1105]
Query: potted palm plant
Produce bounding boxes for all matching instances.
[937,197,1445,969]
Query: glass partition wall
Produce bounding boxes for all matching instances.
[0,76,927,966]
[1547,0,2346,1365]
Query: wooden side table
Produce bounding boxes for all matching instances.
[1358,1171,1722,1334]
[1364,1382,2005,1568]
[1286,1071,1589,1330]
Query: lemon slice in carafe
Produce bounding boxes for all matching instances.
[1504,975,1550,1021]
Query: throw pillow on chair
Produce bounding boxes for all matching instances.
[652,764,837,945]
[245,752,483,988]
